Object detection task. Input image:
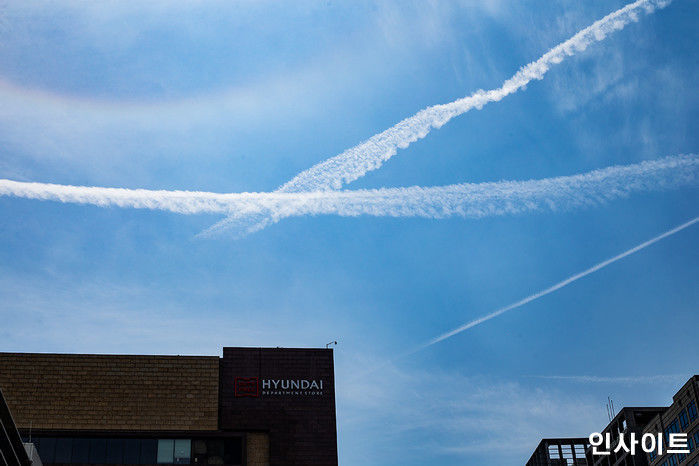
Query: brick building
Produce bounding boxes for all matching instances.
[642,376,699,466]
[587,407,666,466]
[0,348,338,466]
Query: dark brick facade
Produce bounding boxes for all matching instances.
[219,348,338,466]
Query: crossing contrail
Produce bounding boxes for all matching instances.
[1,154,696,220]
[202,0,673,237]
[409,215,698,354]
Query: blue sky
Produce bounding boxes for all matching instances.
[0,0,697,464]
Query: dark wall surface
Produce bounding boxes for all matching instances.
[219,348,338,466]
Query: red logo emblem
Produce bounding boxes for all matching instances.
[235,377,259,397]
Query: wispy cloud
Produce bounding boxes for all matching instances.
[0,273,312,355]
[337,357,602,463]
[1,154,695,223]
[531,375,689,384]
[0,0,489,182]
[204,0,674,236]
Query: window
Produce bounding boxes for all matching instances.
[561,444,573,460]
[27,436,199,464]
[666,419,680,442]
[89,438,107,464]
[223,438,243,465]
[71,438,90,463]
[123,439,140,464]
[206,439,224,464]
[157,439,175,464]
[192,439,242,466]
[668,454,678,466]
[106,439,124,464]
[650,449,658,461]
[688,401,698,421]
[54,438,72,463]
[140,439,158,464]
[548,445,560,459]
[679,410,689,430]
[174,439,191,464]
[157,439,191,464]
[36,437,56,463]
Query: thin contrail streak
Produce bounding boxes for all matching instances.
[409,215,698,354]
[0,154,696,219]
[202,0,673,237]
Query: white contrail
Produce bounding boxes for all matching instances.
[202,0,673,237]
[0,154,696,219]
[410,215,698,353]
